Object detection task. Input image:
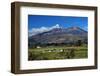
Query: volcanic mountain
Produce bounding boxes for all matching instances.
[29,26,87,46]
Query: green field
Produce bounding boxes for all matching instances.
[28,45,88,60]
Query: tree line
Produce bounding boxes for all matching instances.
[29,39,87,48]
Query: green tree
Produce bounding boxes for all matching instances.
[77,40,82,46]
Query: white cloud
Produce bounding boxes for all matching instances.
[29,24,61,37]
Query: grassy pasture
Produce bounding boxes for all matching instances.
[28,46,88,60]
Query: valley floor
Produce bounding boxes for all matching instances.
[28,46,88,60]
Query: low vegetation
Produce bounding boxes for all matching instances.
[28,45,87,60]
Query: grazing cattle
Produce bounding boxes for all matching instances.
[36,46,41,48]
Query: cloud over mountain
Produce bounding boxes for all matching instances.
[28,24,61,37]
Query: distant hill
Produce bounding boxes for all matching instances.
[28,26,87,47]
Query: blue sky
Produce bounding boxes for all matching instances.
[28,15,88,36]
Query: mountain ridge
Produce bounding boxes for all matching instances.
[29,26,87,46]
